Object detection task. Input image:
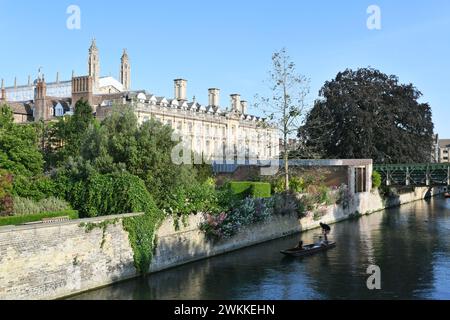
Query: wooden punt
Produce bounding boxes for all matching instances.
[280,242,336,257]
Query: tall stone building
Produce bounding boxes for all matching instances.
[88,39,100,91]
[438,139,450,163]
[1,40,279,162]
[120,49,131,91]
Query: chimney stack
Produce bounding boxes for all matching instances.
[230,94,241,112]
[35,78,47,100]
[34,78,49,121]
[208,88,220,107]
[174,79,187,101]
[1,79,6,102]
[56,72,60,84]
[241,100,248,114]
[28,75,31,86]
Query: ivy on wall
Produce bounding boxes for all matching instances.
[123,211,163,274]
[67,172,164,274]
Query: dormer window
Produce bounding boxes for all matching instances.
[159,98,169,107]
[54,103,64,117]
[171,99,180,108]
[149,96,157,106]
[137,93,147,103]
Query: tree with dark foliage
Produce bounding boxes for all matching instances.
[299,68,434,163]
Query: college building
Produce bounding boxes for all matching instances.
[0,40,279,163]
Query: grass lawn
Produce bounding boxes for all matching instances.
[0,210,79,227]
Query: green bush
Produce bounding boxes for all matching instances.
[227,181,271,199]
[272,178,286,194]
[59,170,163,274]
[228,181,253,197]
[165,179,219,216]
[0,210,79,227]
[289,176,306,193]
[64,171,155,219]
[372,171,382,189]
[13,196,71,216]
[249,183,272,198]
[216,188,240,212]
[272,176,307,194]
[13,175,56,201]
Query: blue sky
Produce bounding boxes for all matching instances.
[1,0,450,136]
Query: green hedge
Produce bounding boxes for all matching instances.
[0,210,79,227]
[228,181,271,199]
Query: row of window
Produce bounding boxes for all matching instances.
[142,116,274,140]
[188,141,275,158]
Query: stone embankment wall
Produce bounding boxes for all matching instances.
[0,187,443,300]
[0,214,139,300]
[150,186,443,273]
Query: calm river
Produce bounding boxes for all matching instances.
[72,197,450,300]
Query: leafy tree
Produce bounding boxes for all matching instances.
[46,99,96,167]
[77,105,196,207]
[299,68,434,163]
[255,48,310,191]
[0,103,14,128]
[0,104,56,200]
[0,104,44,177]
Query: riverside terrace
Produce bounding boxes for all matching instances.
[213,159,374,195]
[214,160,450,189]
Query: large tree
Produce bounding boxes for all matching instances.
[256,48,310,191]
[299,68,434,163]
[76,105,196,207]
[0,104,44,177]
[45,99,96,168]
[0,104,56,200]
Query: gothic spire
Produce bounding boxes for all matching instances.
[89,38,97,52]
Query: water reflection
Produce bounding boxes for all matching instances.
[72,198,450,300]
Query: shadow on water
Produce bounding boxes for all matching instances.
[71,197,450,300]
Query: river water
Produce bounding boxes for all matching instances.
[72,197,450,300]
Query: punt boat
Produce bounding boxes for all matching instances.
[280,242,336,257]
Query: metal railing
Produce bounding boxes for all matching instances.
[374,163,450,186]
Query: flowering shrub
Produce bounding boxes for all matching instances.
[200,197,274,240]
[253,197,275,222]
[0,170,13,217]
[273,192,303,217]
[199,212,228,239]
